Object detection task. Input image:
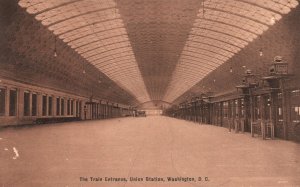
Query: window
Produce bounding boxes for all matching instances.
[223,101,228,118]
[42,95,47,116]
[240,99,245,118]
[263,95,271,120]
[292,90,300,96]
[292,107,300,123]
[67,99,70,115]
[234,99,239,118]
[32,93,37,116]
[9,89,17,116]
[61,98,65,115]
[71,100,74,115]
[254,96,261,120]
[79,101,82,116]
[23,91,30,116]
[0,88,5,116]
[291,90,300,123]
[56,97,60,116]
[48,96,52,116]
[228,100,234,118]
[76,101,79,117]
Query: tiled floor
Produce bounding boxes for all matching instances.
[0,116,299,187]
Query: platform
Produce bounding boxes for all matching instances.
[1,116,299,187]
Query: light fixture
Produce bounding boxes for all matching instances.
[270,16,276,24]
[82,64,86,74]
[259,48,263,56]
[230,67,233,73]
[98,75,102,83]
[54,37,57,57]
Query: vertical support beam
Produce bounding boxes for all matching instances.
[270,92,275,139]
[228,101,232,132]
[64,98,67,117]
[37,93,43,117]
[211,102,213,124]
[90,102,92,119]
[220,102,223,127]
[52,96,55,117]
[55,97,58,116]
[96,103,98,119]
[250,89,254,137]
[73,100,76,117]
[45,95,48,117]
[58,97,61,116]
[99,102,102,119]
[261,95,266,140]
[29,92,32,117]
[5,86,10,116]
[18,88,24,118]
[105,102,108,118]
[281,79,288,140]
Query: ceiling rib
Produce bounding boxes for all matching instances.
[163,0,298,103]
[67,26,124,43]
[46,7,116,27]
[19,0,150,103]
[19,0,299,105]
[75,34,128,50]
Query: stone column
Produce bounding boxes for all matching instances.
[17,88,24,118]
[64,98,67,116]
[37,93,43,117]
[29,92,32,117]
[52,96,55,117]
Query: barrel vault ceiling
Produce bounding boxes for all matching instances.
[18,0,299,105]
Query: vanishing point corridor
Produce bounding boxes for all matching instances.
[1,117,300,187]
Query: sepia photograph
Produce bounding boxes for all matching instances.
[0,0,300,186]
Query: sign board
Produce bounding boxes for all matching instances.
[270,56,288,75]
[275,62,288,74]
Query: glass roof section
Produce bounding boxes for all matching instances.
[163,0,298,102]
[19,0,150,103]
[18,0,299,104]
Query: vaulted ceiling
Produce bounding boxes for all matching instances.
[17,0,299,106]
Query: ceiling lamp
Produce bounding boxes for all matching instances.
[98,74,102,83]
[270,16,276,25]
[82,62,86,74]
[54,37,57,57]
[259,48,263,56]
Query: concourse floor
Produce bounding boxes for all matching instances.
[0,116,300,187]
